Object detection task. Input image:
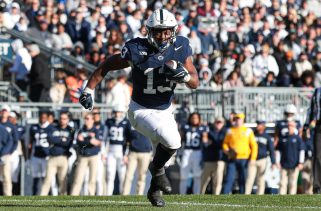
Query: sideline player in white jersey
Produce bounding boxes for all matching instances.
[105,106,131,195]
[79,9,199,206]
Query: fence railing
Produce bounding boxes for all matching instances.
[1,87,313,125]
[174,87,314,123]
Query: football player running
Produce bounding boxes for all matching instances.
[79,9,199,206]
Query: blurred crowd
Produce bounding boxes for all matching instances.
[0,0,320,102]
[0,102,314,196]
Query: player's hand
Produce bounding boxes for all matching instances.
[79,87,94,110]
[249,160,256,166]
[297,163,304,171]
[163,61,191,83]
[271,164,276,170]
[78,134,84,141]
[90,139,101,146]
[227,148,237,160]
[123,155,129,165]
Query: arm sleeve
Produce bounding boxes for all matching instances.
[1,131,13,156]
[249,131,258,160]
[9,55,22,73]
[305,88,317,126]
[267,136,276,164]
[222,132,230,152]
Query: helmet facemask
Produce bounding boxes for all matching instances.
[147,26,177,52]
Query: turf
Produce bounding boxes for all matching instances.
[0,195,320,211]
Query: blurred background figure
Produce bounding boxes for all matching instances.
[201,117,226,195]
[179,112,208,194]
[122,129,152,195]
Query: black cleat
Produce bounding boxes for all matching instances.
[151,173,172,194]
[147,188,165,207]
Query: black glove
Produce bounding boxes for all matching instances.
[163,61,191,83]
[79,88,94,110]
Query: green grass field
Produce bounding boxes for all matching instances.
[0,195,320,211]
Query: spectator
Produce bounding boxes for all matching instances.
[25,0,40,27]
[9,39,32,92]
[65,8,91,54]
[65,67,87,103]
[258,71,277,87]
[49,69,68,104]
[122,129,152,195]
[71,113,101,196]
[28,44,51,102]
[55,23,73,51]
[222,112,258,194]
[245,120,276,195]
[295,53,313,81]
[223,70,244,88]
[201,117,227,195]
[276,120,305,195]
[240,44,255,86]
[188,29,201,56]
[252,43,279,85]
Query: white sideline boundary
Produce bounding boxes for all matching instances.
[0,199,320,209]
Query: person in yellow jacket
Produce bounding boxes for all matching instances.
[222,112,258,194]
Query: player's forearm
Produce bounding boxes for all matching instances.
[86,64,108,90]
[186,73,199,89]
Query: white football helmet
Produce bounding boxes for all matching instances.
[146,9,178,52]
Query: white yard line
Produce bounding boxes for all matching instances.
[0,199,320,209]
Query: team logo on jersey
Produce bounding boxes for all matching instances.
[121,46,128,58]
[139,51,147,55]
[158,55,164,61]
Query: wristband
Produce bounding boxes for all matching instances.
[84,87,94,95]
[184,74,191,83]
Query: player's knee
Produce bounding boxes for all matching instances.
[157,127,181,150]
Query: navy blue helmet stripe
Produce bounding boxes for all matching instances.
[160,9,163,24]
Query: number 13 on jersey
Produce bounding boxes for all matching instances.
[143,67,174,94]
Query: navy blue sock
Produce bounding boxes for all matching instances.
[152,144,176,169]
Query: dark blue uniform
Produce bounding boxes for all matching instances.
[30,124,53,158]
[255,132,276,164]
[276,120,301,139]
[129,128,152,153]
[0,124,13,156]
[94,122,105,142]
[204,126,227,161]
[49,126,74,156]
[121,36,192,109]
[105,118,131,146]
[76,126,101,156]
[181,124,208,150]
[1,121,19,153]
[277,134,305,169]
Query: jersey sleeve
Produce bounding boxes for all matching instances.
[120,42,132,61]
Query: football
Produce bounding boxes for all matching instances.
[165,60,178,70]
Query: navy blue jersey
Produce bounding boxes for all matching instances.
[94,122,105,141]
[129,128,152,153]
[105,118,131,146]
[275,120,301,139]
[181,124,208,150]
[121,36,192,109]
[204,126,227,161]
[30,123,53,158]
[76,126,101,156]
[1,121,19,153]
[0,124,13,156]
[49,126,74,156]
[277,134,304,169]
[16,125,25,141]
[255,132,276,164]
